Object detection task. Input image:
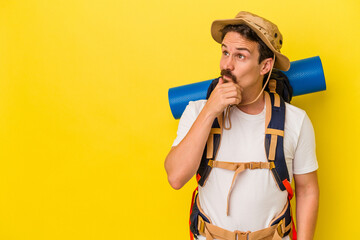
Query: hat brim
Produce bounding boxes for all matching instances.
[211,18,290,71]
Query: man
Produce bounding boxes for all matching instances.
[165,11,319,240]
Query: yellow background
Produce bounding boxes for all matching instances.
[1,0,359,239]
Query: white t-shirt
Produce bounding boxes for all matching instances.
[172,100,318,240]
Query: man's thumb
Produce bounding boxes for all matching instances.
[218,77,224,85]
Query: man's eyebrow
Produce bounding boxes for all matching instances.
[221,44,250,53]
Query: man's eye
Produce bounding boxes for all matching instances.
[223,51,229,56]
[237,54,245,59]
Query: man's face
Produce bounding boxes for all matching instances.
[220,31,265,91]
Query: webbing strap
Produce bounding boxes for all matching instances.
[206,135,213,159]
[212,161,275,171]
[210,161,275,216]
[265,91,272,131]
[282,179,297,240]
[282,179,294,200]
[265,128,284,136]
[199,217,284,240]
[206,128,221,159]
[226,164,245,216]
[274,93,280,107]
[268,79,277,93]
[265,91,283,161]
[269,134,278,161]
[268,79,280,107]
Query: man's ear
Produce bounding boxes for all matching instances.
[260,58,274,75]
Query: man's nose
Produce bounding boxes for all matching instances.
[223,56,235,71]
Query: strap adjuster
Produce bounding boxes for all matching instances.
[235,230,251,240]
[197,217,205,234]
[208,160,214,167]
[249,162,260,169]
[276,219,285,237]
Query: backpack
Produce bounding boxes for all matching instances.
[189,71,297,240]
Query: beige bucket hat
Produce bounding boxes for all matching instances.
[211,11,290,71]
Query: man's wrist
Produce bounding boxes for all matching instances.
[201,104,222,123]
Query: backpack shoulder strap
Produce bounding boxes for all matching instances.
[196,78,222,187]
[196,113,222,186]
[264,81,297,239]
[264,80,290,191]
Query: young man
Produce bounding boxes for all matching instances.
[165,11,319,240]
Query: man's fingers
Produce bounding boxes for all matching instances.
[215,84,242,97]
[223,97,242,106]
[217,81,241,90]
[207,79,242,115]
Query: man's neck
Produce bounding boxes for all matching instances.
[236,92,265,115]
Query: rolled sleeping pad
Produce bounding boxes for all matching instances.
[168,56,326,119]
[285,56,326,96]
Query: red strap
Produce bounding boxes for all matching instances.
[282,179,297,239]
[196,174,201,182]
[291,217,297,240]
[189,187,198,240]
[282,179,293,200]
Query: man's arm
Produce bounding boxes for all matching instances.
[294,171,319,240]
[164,78,242,190]
[165,106,216,190]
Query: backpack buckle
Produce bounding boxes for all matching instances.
[235,230,251,240]
[276,219,285,237]
[197,217,205,234]
[249,162,260,169]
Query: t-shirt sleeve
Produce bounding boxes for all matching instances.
[293,113,319,174]
[172,101,206,147]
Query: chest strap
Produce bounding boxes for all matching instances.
[209,160,275,215]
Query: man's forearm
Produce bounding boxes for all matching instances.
[164,106,217,190]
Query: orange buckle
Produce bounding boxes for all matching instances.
[276,219,285,237]
[208,160,214,167]
[235,230,251,240]
[197,217,205,234]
